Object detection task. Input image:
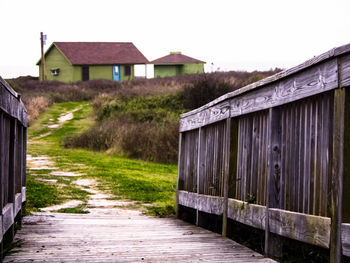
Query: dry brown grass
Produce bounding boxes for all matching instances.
[24,96,49,124]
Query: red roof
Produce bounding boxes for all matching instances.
[151,52,205,64]
[53,42,149,65]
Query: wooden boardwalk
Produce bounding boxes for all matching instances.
[4,209,275,263]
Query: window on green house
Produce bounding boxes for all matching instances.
[125,65,131,76]
[50,68,60,76]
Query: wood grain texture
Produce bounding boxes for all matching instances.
[236,111,269,205]
[178,191,224,215]
[14,193,22,217]
[197,194,224,215]
[227,198,266,230]
[330,86,345,262]
[4,211,276,263]
[2,203,14,234]
[340,54,350,87]
[269,208,330,248]
[21,187,26,202]
[180,58,339,132]
[0,216,2,242]
[0,77,27,127]
[342,223,350,257]
[178,191,198,209]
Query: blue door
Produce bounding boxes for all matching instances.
[113,65,121,81]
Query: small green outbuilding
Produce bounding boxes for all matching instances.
[37,42,149,82]
[151,52,205,78]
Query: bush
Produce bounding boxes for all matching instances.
[24,96,49,124]
[182,75,232,109]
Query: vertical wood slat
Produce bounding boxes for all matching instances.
[343,84,350,224]
[0,112,3,242]
[265,107,282,257]
[175,133,183,219]
[222,116,231,237]
[235,111,268,205]
[196,128,203,226]
[330,66,345,262]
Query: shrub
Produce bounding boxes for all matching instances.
[24,96,49,124]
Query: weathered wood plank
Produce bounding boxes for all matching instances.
[342,223,350,257]
[21,186,26,202]
[182,44,350,121]
[269,208,330,248]
[4,211,276,263]
[227,198,266,230]
[330,80,345,261]
[0,77,27,126]
[180,59,338,132]
[178,191,224,215]
[0,215,2,243]
[178,191,197,209]
[2,203,14,234]
[176,133,183,218]
[197,194,224,215]
[14,193,22,216]
[222,116,231,237]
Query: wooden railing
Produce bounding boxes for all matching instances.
[0,77,27,258]
[177,43,350,262]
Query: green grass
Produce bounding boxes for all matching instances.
[27,101,177,216]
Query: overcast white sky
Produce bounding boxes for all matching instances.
[0,0,349,78]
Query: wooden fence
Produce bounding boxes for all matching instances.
[177,43,350,262]
[0,77,27,258]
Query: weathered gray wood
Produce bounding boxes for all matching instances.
[196,128,203,226]
[342,223,350,257]
[197,194,224,215]
[177,43,350,261]
[181,44,349,121]
[178,191,198,209]
[4,212,276,263]
[227,198,266,230]
[0,215,2,243]
[176,133,182,218]
[178,191,224,215]
[330,63,345,262]
[265,107,281,257]
[21,186,26,202]
[0,112,3,242]
[180,59,338,132]
[2,203,14,234]
[14,193,22,217]
[269,208,330,248]
[0,77,27,127]
[222,116,231,237]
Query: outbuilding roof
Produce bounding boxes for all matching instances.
[151,52,205,64]
[38,42,149,65]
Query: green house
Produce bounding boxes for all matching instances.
[151,52,205,78]
[37,42,149,82]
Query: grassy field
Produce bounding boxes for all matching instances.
[26,101,178,216]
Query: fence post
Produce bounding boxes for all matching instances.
[196,128,203,226]
[0,112,3,259]
[222,116,231,237]
[176,133,183,219]
[265,107,282,258]
[330,63,345,262]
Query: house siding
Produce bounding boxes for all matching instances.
[120,65,135,81]
[154,65,181,78]
[40,46,74,82]
[154,63,204,78]
[89,65,113,80]
[39,46,137,82]
[181,63,204,75]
